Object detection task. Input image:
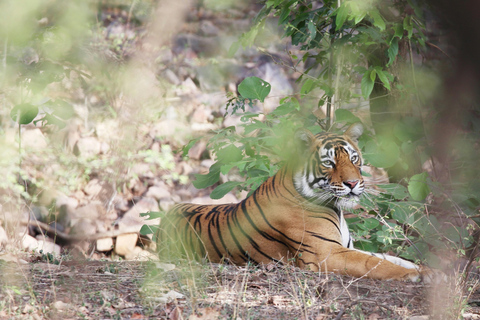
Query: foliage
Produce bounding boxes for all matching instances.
[184,77,320,199]
[186,0,479,267]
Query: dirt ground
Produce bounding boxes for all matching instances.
[1,256,479,320]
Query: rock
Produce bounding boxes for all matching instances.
[84,179,115,204]
[131,163,154,178]
[22,234,39,252]
[71,202,106,221]
[175,77,200,96]
[188,139,206,159]
[75,137,102,157]
[125,246,159,261]
[146,186,171,200]
[96,238,114,252]
[191,105,213,123]
[36,240,61,256]
[159,199,176,212]
[199,20,220,36]
[114,233,138,256]
[129,177,148,197]
[52,300,71,311]
[70,218,97,236]
[23,234,61,256]
[22,129,48,150]
[174,33,219,57]
[163,69,181,85]
[55,194,79,209]
[0,226,8,248]
[119,197,160,231]
[156,47,173,64]
[149,119,189,140]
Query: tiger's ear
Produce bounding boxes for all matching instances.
[295,128,315,153]
[344,122,363,143]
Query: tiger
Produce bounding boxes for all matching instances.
[157,123,432,281]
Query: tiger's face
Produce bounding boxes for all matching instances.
[294,123,364,209]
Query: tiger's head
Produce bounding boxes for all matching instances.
[294,123,364,209]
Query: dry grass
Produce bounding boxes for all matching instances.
[1,254,479,319]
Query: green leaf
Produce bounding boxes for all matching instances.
[238,77,271,102]
[393,23,404,39]
[335,4,348,30]
[387,37,399,66]
[181,137,202,157]
[271,101,298,116]
[300,78,315,95]
[140,211,164,220]
[363,138,400,168]
[10,103,39,125]
[363,218,380,229]
[378,183,409,200]
[210,181,243,200]
[307,20,316,41]
[374,67,391,90]
[390,202,415,225]
[335,109,360,124]
[52,100,75,119]
[217,144,243,164]
[408,172,430,201]
[361,69,374,99]
[140,224,159,236]
[228,41,240,58]
[193,162,221,189]
[403,16,413,39]
[370,8,385,31]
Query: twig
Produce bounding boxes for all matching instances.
[334,306,346,320]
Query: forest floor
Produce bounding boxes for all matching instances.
[2,256,480,320]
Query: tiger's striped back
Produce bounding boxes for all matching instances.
[157,123,429,281]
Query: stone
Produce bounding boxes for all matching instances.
[114,233,138,256]
[22,234,39,252]
[146,186,171,200]
[84,179,115,203]
[125,246,159,261]
[22,129,48,150]
[149,119,189,140]
[71,203,105,221]
[55,194,79,209]
[188,140,207,160]
[70,218,97,236]
[119,197,160,232]
[163,69,181,85]
[36,240,61,256]
[0,226,8,248]
[75,137,101,157]
[131,163,154,178]
[159,199,176,212]
[96,238,114,252]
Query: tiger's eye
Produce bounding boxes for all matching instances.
[322,160,333,167]
[351,155,358,163]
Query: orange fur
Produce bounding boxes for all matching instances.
[158,124,427,281]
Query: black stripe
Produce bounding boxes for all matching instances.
[307,232,342,246]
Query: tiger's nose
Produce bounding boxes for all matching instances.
[344,180,359,189]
